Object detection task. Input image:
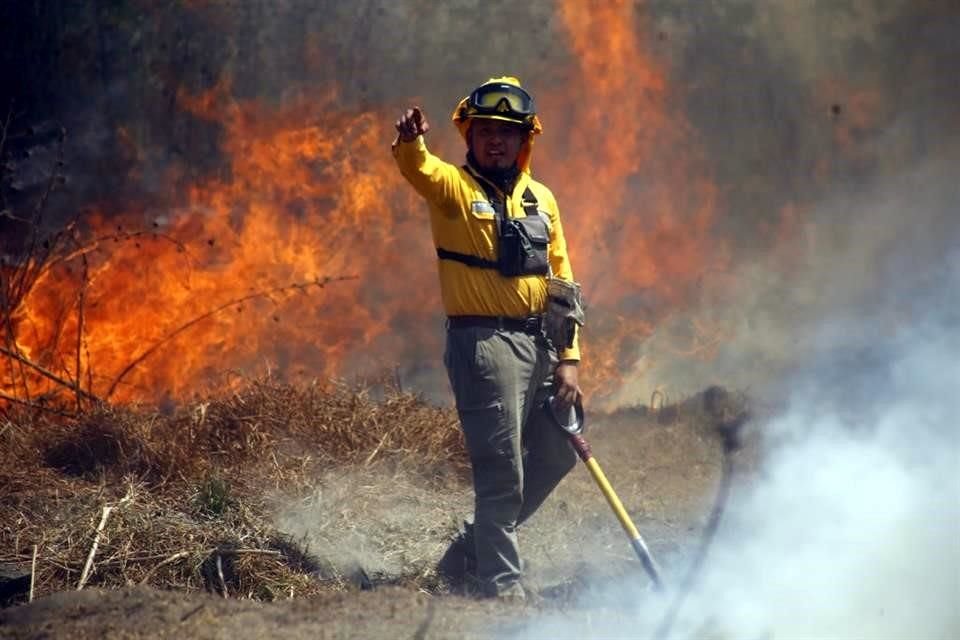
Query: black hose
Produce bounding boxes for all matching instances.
[652,414,746,640]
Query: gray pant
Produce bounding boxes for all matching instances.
[444,325,577,596]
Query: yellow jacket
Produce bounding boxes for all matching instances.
[393,135,581,361]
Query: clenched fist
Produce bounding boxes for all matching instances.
[395,107,430,143]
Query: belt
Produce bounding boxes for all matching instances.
[447,315,543,334]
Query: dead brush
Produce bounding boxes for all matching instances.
[0,375,466,603]
[0,112,468,603]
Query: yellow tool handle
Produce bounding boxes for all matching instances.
[584,456,664,589]
[584,457,640,539]
[566,427,664,588]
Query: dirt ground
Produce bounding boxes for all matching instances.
[1,403,756,640]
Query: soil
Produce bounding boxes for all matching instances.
[1,404,757,639]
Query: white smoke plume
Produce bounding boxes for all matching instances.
[610,142,960,407]
[273,462,471,579]
[511,160,960,638]
[516,289,959,638]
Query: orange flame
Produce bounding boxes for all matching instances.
[540,0,726,395]
[5,1,731,407]
[11,83,439,403]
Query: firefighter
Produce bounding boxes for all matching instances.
[393,77,584,600]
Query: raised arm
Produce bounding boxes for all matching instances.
[392,107,462,205]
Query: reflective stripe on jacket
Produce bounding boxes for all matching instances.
[393,135,580,361]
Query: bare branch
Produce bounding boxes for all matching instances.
[0,345,101,402]
[77,505,114,590]
[74,253,90,412]
[0,388,78,417]
[43,229,192,278]
[29,545,37,602]
[0,103,12,158]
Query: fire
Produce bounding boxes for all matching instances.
[540,0,726,397]
[8,85,438,403]
[3,1,729,408]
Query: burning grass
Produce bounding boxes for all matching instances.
[0,376,467,604]
[0,123,472,604]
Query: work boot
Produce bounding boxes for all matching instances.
[462,571,526,603]
[435,522,476,589]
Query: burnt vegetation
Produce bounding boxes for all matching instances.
[0,115,468,603]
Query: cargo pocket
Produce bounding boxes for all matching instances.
[459,400,515,471]
[460,399,523,513]
[445,329,513,462]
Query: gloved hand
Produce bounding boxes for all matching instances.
[394,106,430,143]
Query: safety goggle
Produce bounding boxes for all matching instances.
[466,83,536,117]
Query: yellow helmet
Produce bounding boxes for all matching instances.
[451,77,544,173]
[452,77,544,133]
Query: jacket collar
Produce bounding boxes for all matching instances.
[465,153,527,198]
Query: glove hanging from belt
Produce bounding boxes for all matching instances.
[544,278,585,349]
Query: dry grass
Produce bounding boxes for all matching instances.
[1,117,474,604]
[0,376,467,603]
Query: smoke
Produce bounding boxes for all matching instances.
[597,0,960,408]
[700,350,958,638]
[611,138,960,407]
[508,166,960,637]
[515,7,960,634]
[273,461,471,579]
[512,272,959,638]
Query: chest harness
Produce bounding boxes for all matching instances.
[435,166,551,278]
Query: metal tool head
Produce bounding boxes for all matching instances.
[544,396,585,435]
